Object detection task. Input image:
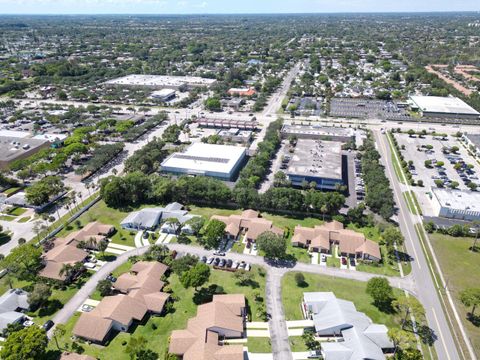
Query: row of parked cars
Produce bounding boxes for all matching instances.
[354,158,365,201]
[202,255,251,271]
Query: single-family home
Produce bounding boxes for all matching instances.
[212,209,283,243]
[0,289,30,333]
[73,261,170,344]
[120,202,197,233]
[291,221,381,261]
[169,294,246,360]
[302,292,394,360]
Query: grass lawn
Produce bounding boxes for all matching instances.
[53,266,267,359]
[0,215,15,221]
[3,187,21,196]
[56,201,136,247]
[403,191,420,215]
[18,216,31,223]
[430,233,480,355]
[7,207,27,217]
[326,256,339,267]
[387,133,406,184]
[231,241,245,253]
[246,337,271,353]
[289,337,309,352]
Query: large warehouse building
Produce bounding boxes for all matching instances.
[161,143,247,181]
[0,131,50,169]
[430,188,480,221]
[409,95,480,120]
[286,140,344,191]
[105,75,217,90]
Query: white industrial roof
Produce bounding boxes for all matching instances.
[410,96,479,115]
[432,188,480,212]
[33,133,68,142]
[161,143,246,176]
[105,74,216,87]
[0,130,30,138]
[151,89,176,97]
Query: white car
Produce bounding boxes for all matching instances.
[245,263,251,271]
[23,320,34,327]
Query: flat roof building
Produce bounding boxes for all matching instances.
[281,124,355,142]
[150,88,176,102]
[0,136,49,169]
[197,117,258,130]
[430,188,480,221]
[409,96,480,120]
[286,140,344,191]
[161,143,247,181]
[105,74,216,90]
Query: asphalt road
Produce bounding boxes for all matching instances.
[374,130,462,360]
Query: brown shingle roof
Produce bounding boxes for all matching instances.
[291,222,381,260]
[212,210,283,241]
[73,261,170,343]
[169,294,245,360]
[73,312,113,343]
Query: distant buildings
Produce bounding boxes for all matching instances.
[169,294,246,360]
[430,188,480,221]
[0,132,49,169]
[120,202,196,232]
[302,292,393,360]
[161,143,247,181]
[281,124,355,143]
[462,133,480,157]
[197,118,258,130]
[409,96,480,120]
[292,221,381,261]
[285,139,345,191]
[227,87,256,97]
[105,74,217,90]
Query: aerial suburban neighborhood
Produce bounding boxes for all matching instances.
[0,2,478,360]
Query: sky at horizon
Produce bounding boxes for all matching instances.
[0,0,479,15]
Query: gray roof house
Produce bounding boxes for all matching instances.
[120,203,196,231]
[302,292,393,360]
[0,289,30,332]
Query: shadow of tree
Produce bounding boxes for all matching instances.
[0,232,12,246]
[467,313,480,327]
[193,284,225,305]
[38,299,63,317]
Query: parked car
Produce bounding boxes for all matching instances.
[23,319,34,327]
[231,261,239,269]
[238,261,247,269]
[81,304,94,312]
[218,259,226,267]
[142,231,149,239]
[214,251,226,256]
[206,256,215,264]
[213,258,220,266]
[245,263,251,271]
[42,320,54,331]
[201,256,207,263]
[106,274,117,282]
[226,259,233,268]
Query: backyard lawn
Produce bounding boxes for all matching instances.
[53,265,267,359]
[430,232,480,355]
[56,201,137,247]
[246,337,271,353]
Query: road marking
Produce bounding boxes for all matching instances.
[432,307,451,360]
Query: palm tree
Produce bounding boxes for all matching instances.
[58,263,73,279]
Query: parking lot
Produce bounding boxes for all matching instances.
[329,98,412,120]
[394,132,480,216]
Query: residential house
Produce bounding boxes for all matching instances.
[120,202,196,233]
[302,292,394,360]
[0,289,30,333]
[212,209,283,243]
[39,222,114,282]
[169,294,246,360]
[73,261,170,344]
[291,221,381,261]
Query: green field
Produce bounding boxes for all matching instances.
[56,201,137,247]
[387,133,406,184]
[289,337,309,352]
[53,266,267,359]
[246,337,271,353]
[403,191,422,216]
[430,233,480,355]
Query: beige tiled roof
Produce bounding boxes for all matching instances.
[169,294,245,360]
[212,210,283,241]
[73,312,113,343]
[73,261,170,343]
[292,222,381,259]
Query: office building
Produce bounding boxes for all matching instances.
[430,188,480,221]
